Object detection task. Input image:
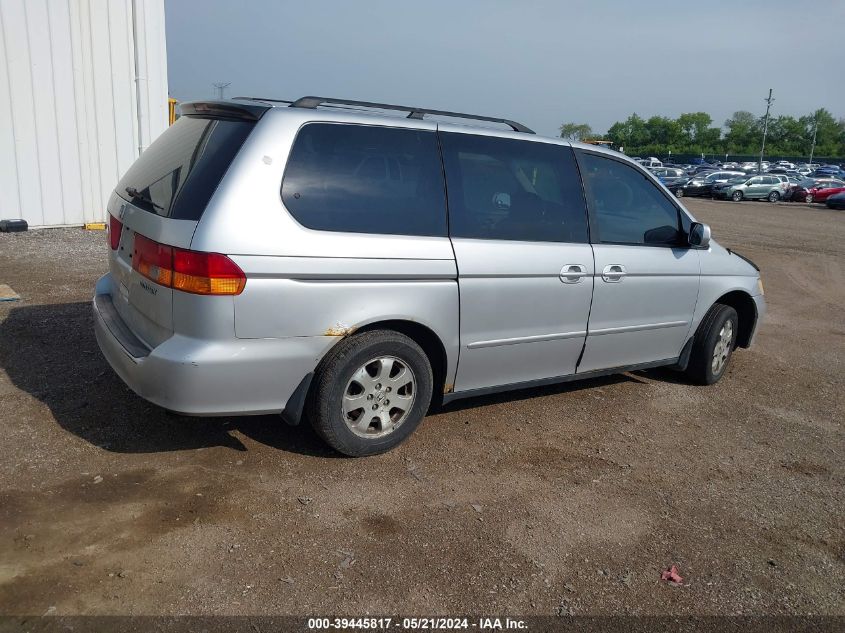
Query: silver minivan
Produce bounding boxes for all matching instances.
[94,97,766,456]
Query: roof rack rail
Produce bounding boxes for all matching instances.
[289,96,534,134]
[233,96,294,105]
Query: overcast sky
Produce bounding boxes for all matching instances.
[165,0,845,137]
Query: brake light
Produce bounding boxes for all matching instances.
[109,214,123,250]
[133,234,173,287]
[173,249,246,295]
[132,234,245,295]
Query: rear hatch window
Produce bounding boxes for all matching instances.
[115,115,255,221]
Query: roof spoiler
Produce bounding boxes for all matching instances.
[180,101,269,121]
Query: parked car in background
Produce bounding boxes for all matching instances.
[652,167,687,189]
[804,181,845,204]
[770,174,790,196]
[788,178,827,202]
[811,167,845,179]
[688,164,718,176]
[783,175,807,201]
[92,96,765,456]
[713,175,784,202]
[637,157,663,168]
[826,191,845,210]
[676,171,745,198]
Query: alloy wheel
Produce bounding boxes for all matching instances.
[341,356,416,438]
[711,320,734,375]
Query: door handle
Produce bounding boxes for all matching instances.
[602,264,627,282]
[560,264,587,284]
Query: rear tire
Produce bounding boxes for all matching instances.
[675,188,684,198]
[732,191,743,202]
[768,191,780,202]
[306,330,433,457]
[685,304,739,385]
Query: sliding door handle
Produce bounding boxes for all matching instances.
[602,264,627,282]
[560,264,587,284]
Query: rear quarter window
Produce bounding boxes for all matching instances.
[281,123,447,237]
[116,116,255,221]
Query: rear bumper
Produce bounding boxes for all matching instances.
[93,273,336,416]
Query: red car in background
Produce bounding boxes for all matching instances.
[790,179,845,202]
[806,181,845,203]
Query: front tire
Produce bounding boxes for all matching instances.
[675,188,684,198]
[685,304,739,385]
[805,194,813,203]
[306,330,434,456]
[732,191,743,202]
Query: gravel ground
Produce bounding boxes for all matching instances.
[0,198,843,617]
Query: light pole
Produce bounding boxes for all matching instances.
[212,81,231,100]
[808,114,818,166]
[758,89,774,174]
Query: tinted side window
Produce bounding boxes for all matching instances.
[439,133,588,243]
[281,123,446,236]
[577,152,683,246]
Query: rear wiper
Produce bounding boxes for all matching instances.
[124,186,164,210]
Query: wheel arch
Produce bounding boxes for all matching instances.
[344,319,450,406]
[713,290,757,348]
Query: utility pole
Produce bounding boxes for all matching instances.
[212,81,231,100]
[758,88,774,174]
[808,113,818,165]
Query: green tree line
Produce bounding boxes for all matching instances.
[560,109,845,159]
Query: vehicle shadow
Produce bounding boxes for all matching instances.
[0,301,337,457]
[0,301,683,457]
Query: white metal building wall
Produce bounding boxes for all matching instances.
[0,0,168,227]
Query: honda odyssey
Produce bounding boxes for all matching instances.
[94,96,766,456]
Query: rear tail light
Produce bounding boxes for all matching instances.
[133,234,173,287]
[173,249,246,295]
[132,234,245,295]
[109,214,123,250]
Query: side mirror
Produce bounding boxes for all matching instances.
[689,222,711,249]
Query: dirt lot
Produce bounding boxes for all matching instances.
[0,198,843,617]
